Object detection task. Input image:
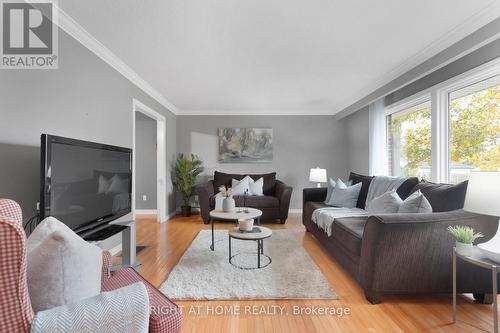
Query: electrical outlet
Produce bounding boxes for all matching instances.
[142,195,147,201]
[36,202,40,211]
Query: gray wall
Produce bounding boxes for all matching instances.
[343,37,500,175]
[385,38,500,106]
[135,112,157,209]
[0,29,177,221]
[176,115,348,209]
[336,18,500,118]
[341,106,370,175]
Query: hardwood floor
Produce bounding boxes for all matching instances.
[134,213,496,332]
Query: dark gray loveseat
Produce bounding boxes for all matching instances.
[196,171,293,224]
[303,172,500,304]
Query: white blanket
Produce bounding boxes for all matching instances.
[312,207,368,237]
[364,176,407,209]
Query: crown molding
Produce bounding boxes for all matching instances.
[180,109,336,116]
[53,5,179,115]
[335,2,500,119]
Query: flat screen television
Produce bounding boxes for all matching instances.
[40,134,132,233]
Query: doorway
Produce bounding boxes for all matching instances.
[132,99,167,223]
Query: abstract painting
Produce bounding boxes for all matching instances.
[218,128,273,163]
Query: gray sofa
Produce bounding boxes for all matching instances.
[303,172,500,304]
[196,171,293,224]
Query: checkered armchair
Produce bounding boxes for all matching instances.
[0,199,182,333]
[0,199,34,333]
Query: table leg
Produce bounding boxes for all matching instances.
[453,249,456,323]
[210,218,214,251]
[261,239,264,254]
[493,266,498,333]
[257,240,261,268]
[229,236,232,263]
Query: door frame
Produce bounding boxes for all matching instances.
[132,98,167,223]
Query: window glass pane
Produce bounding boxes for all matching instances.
[388,101,432,179]
[449,75,500,184]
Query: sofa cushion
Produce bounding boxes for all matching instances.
[236,195,279,208]
[348,172,374,209]
[214,171,277,195]
[410,180,468,212]
[396,177,420,200]
[332,217,368,257]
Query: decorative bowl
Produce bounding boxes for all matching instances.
[238,218,254,232]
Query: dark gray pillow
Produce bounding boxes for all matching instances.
[409,180,468,212]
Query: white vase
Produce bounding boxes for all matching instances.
[238,219,254,232]
[456,241,473,257]
[223,197,236,212]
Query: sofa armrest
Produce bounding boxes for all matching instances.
[302,187,327,206]
[275,180,293,222]
[195,181,214,224]
[359,209,499,295]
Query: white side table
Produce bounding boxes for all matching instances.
[453,246,500,333]
[208,208,262,251]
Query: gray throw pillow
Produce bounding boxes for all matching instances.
[367,190,403,214]
[398,190,433,213]
[327,179,362,208]
[324,178,336,204]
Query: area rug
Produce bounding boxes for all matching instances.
[160,229,337,300]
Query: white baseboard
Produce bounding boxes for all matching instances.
[135,209,157,215]
[289,209,303,214]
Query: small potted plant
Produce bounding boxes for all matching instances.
[173,154,203,217]
[447,225,483,256]
[218,185,235,212]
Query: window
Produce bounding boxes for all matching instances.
[387,101,431,178]
[384,60,500,183]
[448,75,500,183]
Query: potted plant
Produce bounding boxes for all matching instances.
[173,154,203,217]
[447,225,483,256]
[218,185,235,213]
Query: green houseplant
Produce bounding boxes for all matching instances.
[173,154,204,217]
[447,225,483,256]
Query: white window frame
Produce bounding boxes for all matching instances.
[384,57,500,183]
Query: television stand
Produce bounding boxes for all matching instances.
[83,224,128,242]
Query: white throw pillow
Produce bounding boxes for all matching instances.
[367,190,403,214]
[27,217,103,313]
[231,177,251,196]
[324,178,336,204]
[398,190,433,213]
[327,179,362,208]
[31,282,150,333]
[249,177,264,196]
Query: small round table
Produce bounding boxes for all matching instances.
[228,226,272,269]
[209,208,262,251]
[453,246,500,332]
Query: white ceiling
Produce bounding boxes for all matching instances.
[60,0,499,115]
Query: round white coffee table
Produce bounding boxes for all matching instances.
[228,226,272,269]
[209,208,262,251]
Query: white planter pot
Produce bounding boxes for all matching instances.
[456,241,473,257]
[238,219,254,232]
[223,197,236,212]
